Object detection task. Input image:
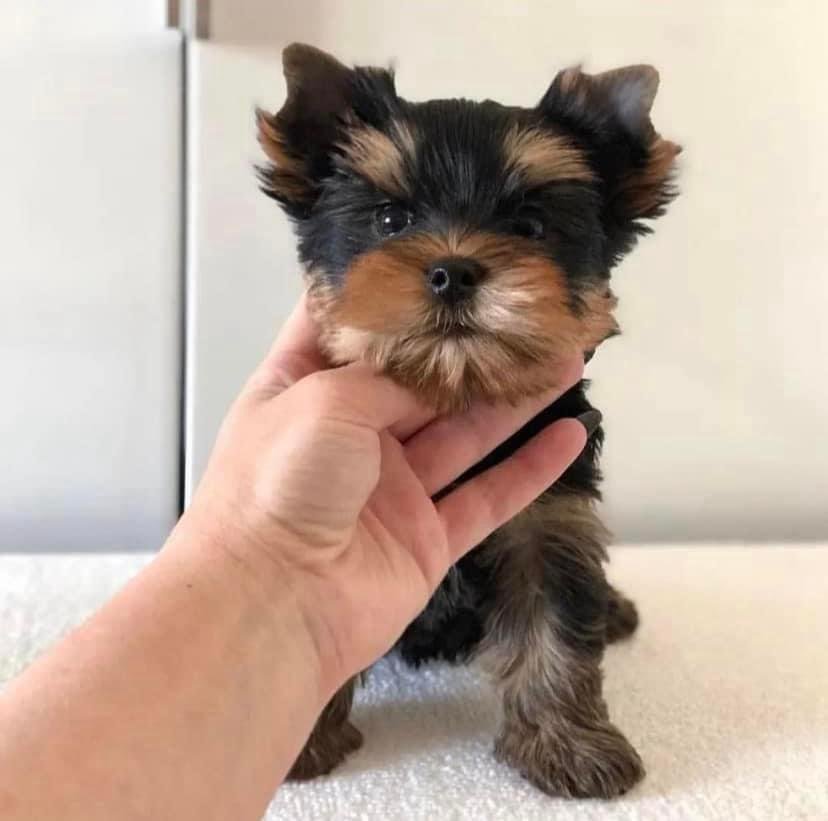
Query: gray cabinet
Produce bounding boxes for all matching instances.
[0,22,183,550]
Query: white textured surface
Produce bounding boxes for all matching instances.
[2,547,827,820]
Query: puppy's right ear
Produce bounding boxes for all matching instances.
[256,44,353,217]
[257,43,397,218]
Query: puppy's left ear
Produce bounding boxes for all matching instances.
[539,65,680,259]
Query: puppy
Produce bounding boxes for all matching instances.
[256,43,679,798]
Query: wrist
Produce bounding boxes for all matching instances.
[164,505,345,703]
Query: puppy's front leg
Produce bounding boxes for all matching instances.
[479,493,643,798]
[286,677,362,780]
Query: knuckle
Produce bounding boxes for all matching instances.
[269,351,313,386]
[297,369,341,413]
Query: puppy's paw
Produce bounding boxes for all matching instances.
[605,589,639,643]
[398,638,438,668]
[286,721,363,781]
[495,719,644,799]
[398,609,483,667]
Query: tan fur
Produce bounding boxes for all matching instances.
[479,494,610,685]
[476,493,644,798]
[508,493,612,554]
[541,65,678,220]
[605,587,639,643]
[255,108,315,204]
[339,121,416,196]
[266,47,668,800]
[308,232,618,411]
[556,65,584,95]
[259,105,417,202]
[575,287,620,345]
[287,678,362,780]
[503,126,594,186]
[616,137,681,217]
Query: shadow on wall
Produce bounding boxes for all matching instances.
[208,0,343,48]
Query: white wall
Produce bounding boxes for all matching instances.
[0,33,182,550]
[187,1,828,541]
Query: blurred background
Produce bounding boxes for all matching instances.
[1,1,826,551]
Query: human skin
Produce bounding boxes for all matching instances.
[0,296,586,821]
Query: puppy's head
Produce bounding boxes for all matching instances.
[257,44,679,411]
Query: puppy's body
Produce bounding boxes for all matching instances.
[257,44,678,798]
[399,382,605,668]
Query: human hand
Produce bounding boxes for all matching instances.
[186,295,587,693]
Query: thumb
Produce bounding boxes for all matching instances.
[289,364,426,433]
[245,293,329,396]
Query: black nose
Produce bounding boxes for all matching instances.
[426,258,485,304]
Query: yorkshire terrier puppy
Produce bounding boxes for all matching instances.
[257,43,679,798]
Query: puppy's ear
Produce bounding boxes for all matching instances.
[539,65,680,261]
[257,43,398,218]
[541,65,661,144]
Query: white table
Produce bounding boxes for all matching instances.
[2,546,827,820]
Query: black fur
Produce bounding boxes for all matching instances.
[293,97,609,293]
[401,381,603,665]
[264,45,678,795]
[260,51,674,284]
[258,43,677,672]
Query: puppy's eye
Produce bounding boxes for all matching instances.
[375,204,412,237]
[512,214,546,240]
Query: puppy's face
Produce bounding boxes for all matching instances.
[258,45,679,410]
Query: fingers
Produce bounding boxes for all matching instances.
[388,406,438,442]
[246,293,329,395]
[405,356,583,496]
[437,418,587,562]
[368,432,451,585]
[243,294,424,429]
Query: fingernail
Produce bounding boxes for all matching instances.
[575,409,602,437]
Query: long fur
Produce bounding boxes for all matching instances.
[257,43,679,798]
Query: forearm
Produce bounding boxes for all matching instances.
[0,515,331,821]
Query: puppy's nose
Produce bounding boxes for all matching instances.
[426,258,485,304]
